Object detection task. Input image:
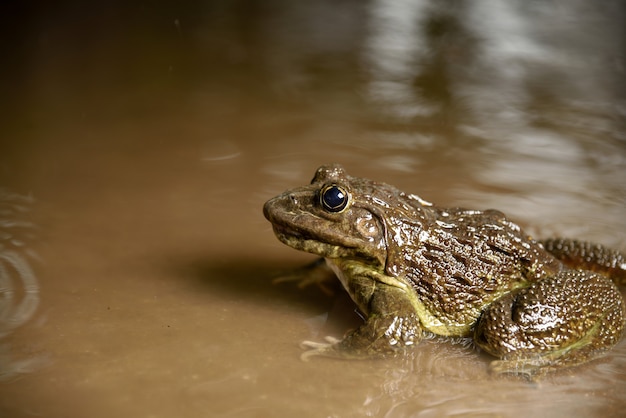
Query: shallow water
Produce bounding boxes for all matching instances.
[1,1,625,417]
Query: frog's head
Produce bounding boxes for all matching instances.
[263,164,432,273]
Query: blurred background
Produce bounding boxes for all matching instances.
[1,1,625,417]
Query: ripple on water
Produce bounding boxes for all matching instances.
[0,188,42,380]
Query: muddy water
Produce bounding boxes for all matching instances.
[1,2,625,417]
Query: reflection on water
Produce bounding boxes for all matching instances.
[0,0,625,417]
[361,1,626,227]
[355,343,626,417]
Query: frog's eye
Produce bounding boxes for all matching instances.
[320,184,349,213]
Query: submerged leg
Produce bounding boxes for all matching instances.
[474,270,625,376]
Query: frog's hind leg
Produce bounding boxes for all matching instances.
[541,238,626,285]
[474,270,625,377]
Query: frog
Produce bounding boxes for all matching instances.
[263,163,626,376]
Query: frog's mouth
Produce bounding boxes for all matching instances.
[270,223,350,259]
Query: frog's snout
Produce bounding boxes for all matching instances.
[262,198,274,221]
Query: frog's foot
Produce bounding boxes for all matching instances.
[299,336,342,361]
[299,335,389,360]
[272,258,339,295]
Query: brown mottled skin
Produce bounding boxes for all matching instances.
[263,164,626,376]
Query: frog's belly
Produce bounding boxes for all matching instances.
[325,258,350,292]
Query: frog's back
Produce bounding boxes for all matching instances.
[390,206,563,335]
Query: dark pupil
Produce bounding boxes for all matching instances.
[322,186,348,212]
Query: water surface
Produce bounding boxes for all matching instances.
[1,1,625,417]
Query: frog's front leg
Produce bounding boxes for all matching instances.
[474,270,625,377]
[302,274,423,359]
[272,257,339,294]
